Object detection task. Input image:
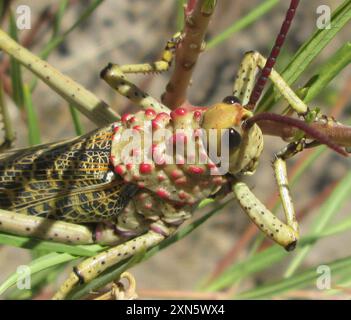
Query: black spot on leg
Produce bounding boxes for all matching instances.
[73,267,85,284]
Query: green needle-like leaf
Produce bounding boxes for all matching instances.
[257,0,351,112]
[23,84,41,146]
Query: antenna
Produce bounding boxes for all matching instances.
[247,0,300,109]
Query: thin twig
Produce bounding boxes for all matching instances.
[161,0,216,109]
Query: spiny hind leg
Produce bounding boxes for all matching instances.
[233,51,308,115]
[52,223,174,300]
[100,33,182,113]
[233,181,299,251]
[0,208,96,244]
[232,141,306,250]
[0,208,129,245]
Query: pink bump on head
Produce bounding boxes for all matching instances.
[113,126,120,133]
[152,113,170,129]
[139,163,153,174]
[155,112,170,122]
[151,120,159,130]
[145,108,156,117]
[114,165,125,176]
[193,111,202,121]
[188,165,205,175]
[144,202,152,209]
[157,174,166,182]
[170,107,187,119]
[129,116,137,123]
[156,188,170,199]
[171,169,183,180]
[175,176,187,185]
[178,191,188,200]
[121,113,132,123]
[126,163,133,170]
[132,125,142,131]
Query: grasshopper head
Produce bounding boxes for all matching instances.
[201,96,264,175]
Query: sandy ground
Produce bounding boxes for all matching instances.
[0,0,350,298]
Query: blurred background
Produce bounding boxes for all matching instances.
[0,0,350,299]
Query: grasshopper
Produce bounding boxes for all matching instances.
[0,0,350,299]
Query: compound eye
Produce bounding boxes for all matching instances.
[222,95,241,105]
[227,128,242,149]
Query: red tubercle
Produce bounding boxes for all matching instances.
[155,112,170,121]
[156,188,170,199]
[170,107,187,119]
[114,165,125,176]
[193,111,202,121]
[170,169,183,180]
[121,113,132,123]
[129,116,137,123]
[113,126,120,133]
[139,163,153,174]
[126,163,133,170]
[151,120,159,130]
[157,174,166,182]
[145,108,156,117]
[178,191,188,200]
[132,125,142,131]
[188,165,205,175]
[174,176,187,185]
[144,202,152,209]
[152,112,171,130]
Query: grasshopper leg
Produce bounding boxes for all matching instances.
[233,51,308,115]
[233,181,299,251]
[52,223,175,300]
[233,140,306,250]
[100,33,182,113]
[93,272,138,300]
